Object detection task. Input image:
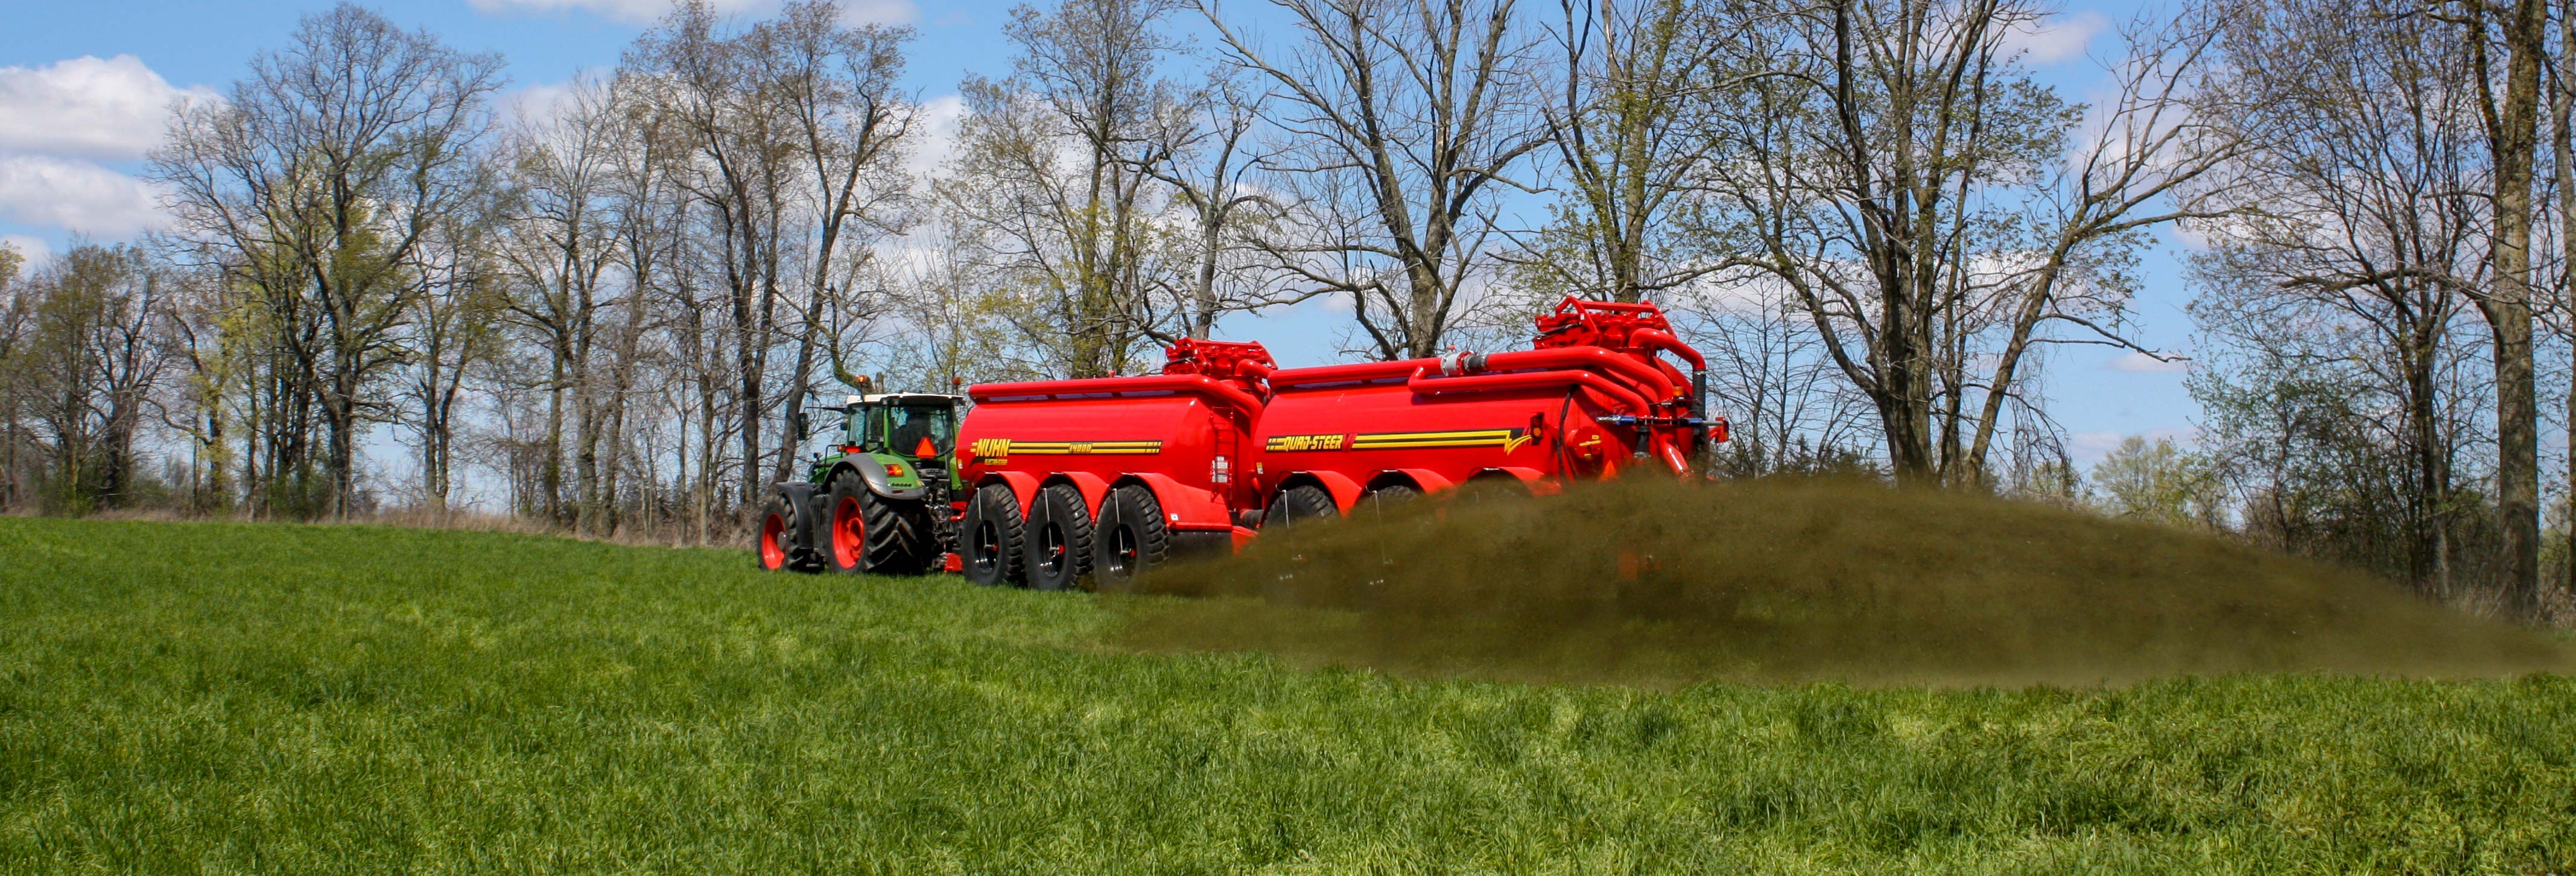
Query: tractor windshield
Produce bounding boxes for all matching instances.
[884,404,956,460]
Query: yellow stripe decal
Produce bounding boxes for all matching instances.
[1354,430,1516,441]
[969,439,1163,459]
[1345,428,1537,454]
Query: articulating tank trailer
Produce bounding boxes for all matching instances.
[758,296,1727,586]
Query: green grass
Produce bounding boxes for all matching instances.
[2,516,2573,874]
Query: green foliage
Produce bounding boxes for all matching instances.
[2087,436,2224,528]
[3,518,2572,872]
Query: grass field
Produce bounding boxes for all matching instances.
[4,516,2574,874]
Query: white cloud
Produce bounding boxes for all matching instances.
[833,0,915,25]
[503,72,614,129]
[0,55,219,160]
[2002,11,2107,66]
[2070,430,2125,460]
[905,93,965,178]
[2107,351,2189,373]
[0,154,165,238]
[468,0,916,26]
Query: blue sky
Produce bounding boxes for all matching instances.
[0,0,2192,467]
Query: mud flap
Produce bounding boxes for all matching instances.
[1170,527,1236,559]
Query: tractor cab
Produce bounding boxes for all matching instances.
[840,393,961,467]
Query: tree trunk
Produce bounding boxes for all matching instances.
[2482,0,2548,617]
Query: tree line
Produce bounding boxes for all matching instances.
[3,0,2573,616]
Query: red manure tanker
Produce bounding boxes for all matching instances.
[945,296,1725,589]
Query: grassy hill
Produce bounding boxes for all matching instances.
[2,515,2573,874]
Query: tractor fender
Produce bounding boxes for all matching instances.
[773,480,823,553]
[1120,472,1233,529]
[1045,471,1114,517]
[975,471,1044,515]
[834,460,929,502]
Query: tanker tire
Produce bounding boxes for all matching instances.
[1092,484,1170,592]
[962,483,1028,586]
[1024,483,1093,591]
[757,498,795,571]
[1362,483,1420,517]
[1263,483,1338,529]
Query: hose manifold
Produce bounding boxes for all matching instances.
[1439,351,1488,377]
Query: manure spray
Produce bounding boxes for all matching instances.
[1113,478,2574,688]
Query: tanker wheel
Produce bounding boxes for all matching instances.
[1362,483,1420,518]
[757,498,795,571]
[1092,484,1170,592]
[961,483,1028,586]
[1024,483,1094,591]
[1263,484,1338,530]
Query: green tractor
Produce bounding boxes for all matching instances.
[757,393,966,574]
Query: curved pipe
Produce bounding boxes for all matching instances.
[970,373,1266,417]
[1628,328,1707,370]
[1406,368,1652,415]
[1654,435,1693,478]
[1269,358,1433,389]
[1480,347,1680,402]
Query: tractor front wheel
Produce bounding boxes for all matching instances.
[960,483,1028,586]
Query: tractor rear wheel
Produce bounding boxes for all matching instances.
[757,498,795,571]
[1091,484,1170,591]
[1024,483,1094,591]
[1263,483,1338,530]
[961,483,1028,586]
[825,477,931,574]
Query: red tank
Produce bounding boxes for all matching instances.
[949,297,1722,589]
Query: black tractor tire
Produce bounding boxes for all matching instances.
[960,483,1029,587]
[757,497,796,571]
[1091,484,1171,592]
[871,497,938,574]
[1263,483,1339,530]
[1024,483,1094,591]
[823,476,933,574]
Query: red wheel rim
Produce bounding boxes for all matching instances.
[833,496,864,569]
[759,513,787,569]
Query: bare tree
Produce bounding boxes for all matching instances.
[1205,0,1550,360]
[1699,0,2234,484]
[2188,0,2492,592]
[758,1,919,475]
[1520,0,1751,303]
[1140,71,1301,338]
[633,1,794,513]
[943,0,1186,377]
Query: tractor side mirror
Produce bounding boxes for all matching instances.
[790,410,811,442]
